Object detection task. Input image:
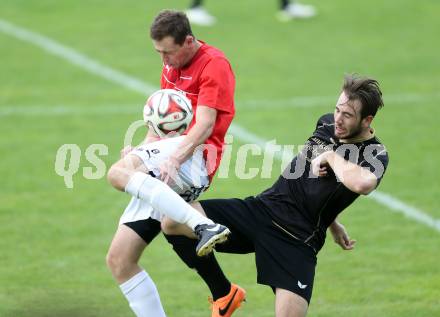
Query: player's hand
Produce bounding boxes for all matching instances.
[311,151,333,177]
[120,146,133,158]
[159,157,181,186]
[329,221,356,250]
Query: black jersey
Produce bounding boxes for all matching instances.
[256,113,389,253]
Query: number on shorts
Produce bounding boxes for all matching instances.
[180,186,209,202]
[143,148,160,159]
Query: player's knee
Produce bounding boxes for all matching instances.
[275,289,308,317]
[107,163,128,191]
[105,249,118,271]
[106,249,130,278]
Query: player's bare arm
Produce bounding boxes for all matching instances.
[311,150,377,195]
[329,220,356,250]
[159,106,217,182]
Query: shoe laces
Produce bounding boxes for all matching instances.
[194,224,207,239]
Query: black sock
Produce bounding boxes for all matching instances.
[164,234,231,300]
[280,0,290,10]
[190,0,203,9]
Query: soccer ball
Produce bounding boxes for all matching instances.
[143,89,193,137]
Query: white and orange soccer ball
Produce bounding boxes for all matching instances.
[143,89,193,137]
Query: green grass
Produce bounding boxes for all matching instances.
[1,0,439,316]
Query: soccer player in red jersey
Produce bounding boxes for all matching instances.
[106,10,244,317]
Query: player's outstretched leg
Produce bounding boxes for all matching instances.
[108,153,202,225]
[195,223,231,256]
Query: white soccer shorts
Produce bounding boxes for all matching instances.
[119,135,210,224]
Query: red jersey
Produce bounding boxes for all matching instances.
[160,41,235,180]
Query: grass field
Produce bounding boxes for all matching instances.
[1,0,439,316]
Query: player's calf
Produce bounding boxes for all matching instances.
[161,216,196,238]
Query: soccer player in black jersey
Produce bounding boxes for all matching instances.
[162,74,389,317]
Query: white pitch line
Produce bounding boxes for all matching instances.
[2,89,438,117]
[0,85,438,116]
[1,18,438,233]
[0,105,140,116]
[0,19,156,96]
[1,19,438,111]
[369,192,440,232]
[230,124,440,233]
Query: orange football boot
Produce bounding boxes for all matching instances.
[210,284,246,317]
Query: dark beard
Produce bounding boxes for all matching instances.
[344,124,363,140]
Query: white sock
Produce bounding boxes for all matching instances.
[119,270,166,317]
[125,172,213,230]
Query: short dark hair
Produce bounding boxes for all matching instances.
[342,74,384,118]
[150,10,193,45]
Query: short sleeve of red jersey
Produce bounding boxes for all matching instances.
[197,58,235,113]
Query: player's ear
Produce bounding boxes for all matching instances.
[362,115,374,128]
[185,35,194,46]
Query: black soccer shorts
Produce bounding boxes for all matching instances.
[200,197,317,304]
[124,218,161,244]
